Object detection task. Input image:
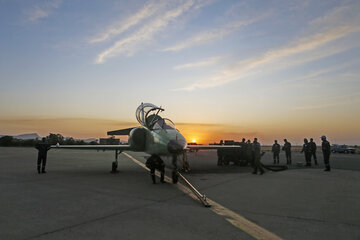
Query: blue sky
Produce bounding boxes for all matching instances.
[0,0,359,144]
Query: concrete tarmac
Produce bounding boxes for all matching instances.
[1,147,360,240]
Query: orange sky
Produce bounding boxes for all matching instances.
[0,117,359,145]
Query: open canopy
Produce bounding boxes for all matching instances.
[135,103,175,130]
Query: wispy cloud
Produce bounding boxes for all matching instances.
[178,3,360,91]
[95,0,210,64]
[293,93,360,111]
[89,1,162,44]
[174,56,222,70]
[231,26,359,71]
[27,0,62,22]
[162,17,262,52]
[276,57,360,88]
[293,102,343,111]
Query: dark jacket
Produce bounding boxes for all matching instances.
[322,140,331,154]
[35,142,51,156]
[272,143,280,153]
[283,142,291,152]
[252,142,261,158]
[309,141,317,153]
[301,143,311,154]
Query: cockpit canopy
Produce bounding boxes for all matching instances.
[152,118,176,130]
[135,103,176,130]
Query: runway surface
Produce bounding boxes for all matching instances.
[1,147,360,240]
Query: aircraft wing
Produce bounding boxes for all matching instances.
[107,127,136,136]
[187,145,241,150]
[51,144,132,151]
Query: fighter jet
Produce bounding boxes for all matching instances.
[53,103,239,183]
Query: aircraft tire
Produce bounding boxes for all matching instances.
[111,161,118,173]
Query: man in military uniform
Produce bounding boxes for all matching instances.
[309,138,318,165]
[283,139,292,165]
[35,137,51,174]
[146,154,165,184]
[246,139,254,167]
[301,138,312,166]
[321,136,331,171]
[252,138,264,175]
[239,138,246,162]
[272,140,280,164]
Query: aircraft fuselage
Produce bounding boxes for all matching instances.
[128,127,187,156]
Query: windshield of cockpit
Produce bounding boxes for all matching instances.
[152,118,176,130]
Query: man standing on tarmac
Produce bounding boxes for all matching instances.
[272,140,281,164]
[146,155,165,184]
[246,139,254,167]
[35,137,51,174]
[309,138,318,165]
[321,136,331,171]
[301,138,312,166]
[252,138,264,175]
[240,138,246,161]
[283,139,292,165]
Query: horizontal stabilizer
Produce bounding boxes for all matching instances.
[107,127,135,136]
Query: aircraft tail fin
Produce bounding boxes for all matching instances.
[107,127,135,136]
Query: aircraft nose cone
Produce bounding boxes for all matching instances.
[167,139,187,154]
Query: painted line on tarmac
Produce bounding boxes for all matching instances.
[123,152,283,240]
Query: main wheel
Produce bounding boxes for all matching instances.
[111,161,118,173]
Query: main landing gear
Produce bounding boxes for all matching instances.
[111,150,121,173]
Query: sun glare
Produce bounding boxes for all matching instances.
[192,139,196,143]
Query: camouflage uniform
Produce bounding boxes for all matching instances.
[301,139,312,166]
[321,138,331,171]
[272,141,280,164]
[252,139,264,175]
[309,139,318,165]
[283,140,292,165]
[246,140,254,167]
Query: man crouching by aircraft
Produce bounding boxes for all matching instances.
[146,155,165,184]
